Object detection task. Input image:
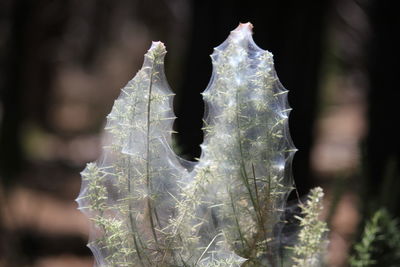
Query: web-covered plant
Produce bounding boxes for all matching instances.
[77,23,327,267]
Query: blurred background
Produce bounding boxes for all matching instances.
[0,0,399,266]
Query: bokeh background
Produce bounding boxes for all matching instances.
[0,0,399,266]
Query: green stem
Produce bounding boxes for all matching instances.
[146,60,159,246]
[252,163,266,236]
[235,90,263,228]
[127,158,149,266]
[229,187,248,248]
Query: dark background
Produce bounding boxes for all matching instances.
[0,0,399,266]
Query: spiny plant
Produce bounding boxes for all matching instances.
[289,187,328,267]
[77,23,328,267]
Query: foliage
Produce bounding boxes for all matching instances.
[77,23,328,267]
[350,208,400,267]
[289,187,328,267]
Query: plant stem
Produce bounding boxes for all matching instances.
[146,61,159,246]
